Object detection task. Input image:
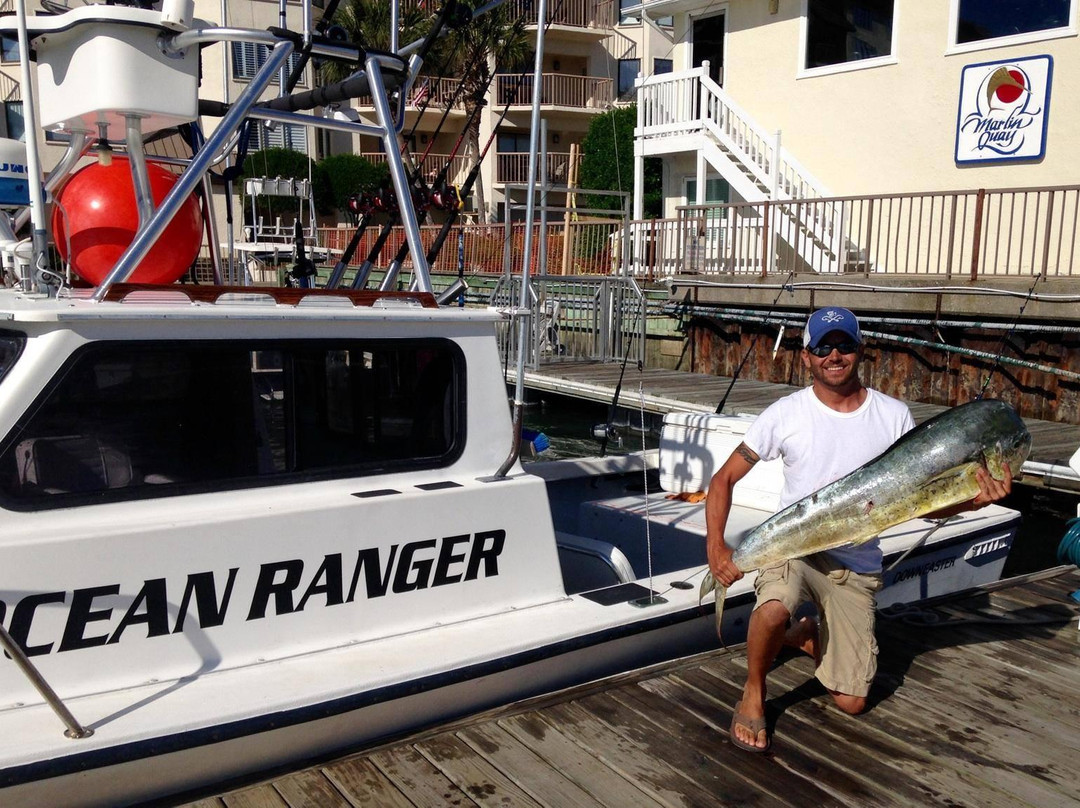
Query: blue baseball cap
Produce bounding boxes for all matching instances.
[803,307,862,348]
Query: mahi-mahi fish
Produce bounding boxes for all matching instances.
[701,399,1031,634]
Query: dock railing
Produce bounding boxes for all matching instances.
[629,184,1080,279]
[491,274,647,370]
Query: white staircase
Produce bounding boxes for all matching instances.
[636,66,861,274]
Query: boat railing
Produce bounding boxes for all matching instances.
[491,273,646,369]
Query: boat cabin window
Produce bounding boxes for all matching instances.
[0,339,464,508]
[0,332,22,384]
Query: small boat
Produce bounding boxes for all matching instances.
[0,3,1021,805]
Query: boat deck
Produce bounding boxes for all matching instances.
[510,361,1080,491]
[179,566,1080,808]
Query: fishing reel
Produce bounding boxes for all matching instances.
[429,183,463,212]
[346,192,375,224]
[371,184,399,214]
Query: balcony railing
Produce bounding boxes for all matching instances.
[359,152,470,185]
[496,73,612,110]
[626,185,1080,280]
[506,0,615,30]
[496,151,582,184]
[356,77,465,110]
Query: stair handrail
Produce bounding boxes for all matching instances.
[697,70,832,202]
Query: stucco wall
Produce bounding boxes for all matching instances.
[668,0,1080,196]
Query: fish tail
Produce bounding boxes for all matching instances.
[699,571,728,647]
[714,584,727,647]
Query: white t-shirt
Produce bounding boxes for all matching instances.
[742,386,915,573]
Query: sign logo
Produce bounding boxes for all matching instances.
[955,55,1052,164]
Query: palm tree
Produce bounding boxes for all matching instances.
[324,0,529,223]
[442,1,530,223]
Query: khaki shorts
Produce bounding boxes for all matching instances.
[753,553,883,698]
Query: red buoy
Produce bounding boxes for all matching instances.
[52,158,203,286]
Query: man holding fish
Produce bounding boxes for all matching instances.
[706,307,1016,753]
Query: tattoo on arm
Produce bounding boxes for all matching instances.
[735,442,760,467]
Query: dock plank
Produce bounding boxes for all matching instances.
[536,701,722,808]
[414,734,544,807]
[272,769,351,808]
[497,713,665,808]
[368,746,478,808]
[611,675,855,807]
[221,785,290,808]
[321,758,416,808]
[455,723,609,808]
[191,569,1080,808]
[671,664,980,808]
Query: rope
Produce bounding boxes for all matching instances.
[1058,517,1080,567]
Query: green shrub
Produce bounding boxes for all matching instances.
[579,104,662,218]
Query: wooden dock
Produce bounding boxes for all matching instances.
[179,567,1080,808]
[511,361,1080,490]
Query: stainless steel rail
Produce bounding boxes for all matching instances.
[0,623,92,739]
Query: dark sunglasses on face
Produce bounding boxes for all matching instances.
[807,341,860,358]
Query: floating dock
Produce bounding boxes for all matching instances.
[181,566,1080,807]
[510,360,1080,491]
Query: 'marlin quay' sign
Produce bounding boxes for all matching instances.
[955,55,1053,164]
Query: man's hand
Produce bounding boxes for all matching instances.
[709,542,744,587]
[971,464,1013,509]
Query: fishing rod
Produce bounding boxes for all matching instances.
[327,26,500,289]
[713,272,796,414]
[596,336,640,457]
[340,0,543,290]
[975,273,1043,400]
[354,1,538,289]
[376,68,524,290]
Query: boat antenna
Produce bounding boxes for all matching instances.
[14,0,51,291]
[714,271,795,414]
[494,0,549,478]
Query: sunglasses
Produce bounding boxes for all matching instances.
[807,341,860,358]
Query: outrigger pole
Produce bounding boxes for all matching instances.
[13,0,49,290]
[495,0,548,478]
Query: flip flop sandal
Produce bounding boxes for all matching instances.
[729,700,771,753]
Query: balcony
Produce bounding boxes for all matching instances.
[496,151,582,185]
[507,0,614,36]
[495,73,613,111]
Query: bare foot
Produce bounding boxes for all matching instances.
[784,616,820,665]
